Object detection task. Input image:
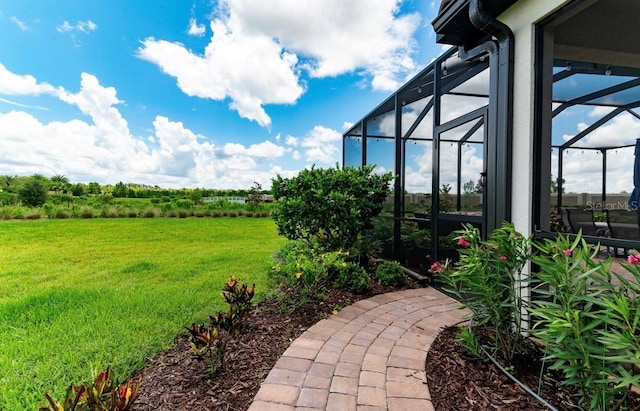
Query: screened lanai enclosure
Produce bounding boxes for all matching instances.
[344,0,640,267]
[343,47,492,264]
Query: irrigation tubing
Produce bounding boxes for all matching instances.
[464,318,559,411]
[479,345,559,411]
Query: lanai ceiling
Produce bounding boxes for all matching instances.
[552,0,640,69]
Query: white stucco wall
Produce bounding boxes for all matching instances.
[498,0,571,237]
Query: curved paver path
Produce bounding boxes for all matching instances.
[248,287,469,411]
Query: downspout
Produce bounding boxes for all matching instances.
[466,1,530,336]
[467,0,515,232]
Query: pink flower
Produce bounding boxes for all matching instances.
[563,249,572,257]
[499,255,507,261]
[627,254,640,265]
[430,262,444,273]
[457,237,471,247]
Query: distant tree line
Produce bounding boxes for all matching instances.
[0,174,269,208]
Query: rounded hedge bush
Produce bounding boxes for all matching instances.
[375,260,406,287]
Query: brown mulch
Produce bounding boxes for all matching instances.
[425,325,640,411]
[131,279,640,411]
[130,280,421,411]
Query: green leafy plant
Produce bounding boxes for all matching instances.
[270,241,365,308]
[374,260,406,287]
[436,222,531,363]
[271,164,392,252]
[456,327,485,361]
[247,181,264,211]
[529,234,638,410]
[40,367,139,411]
[333,261,370,294]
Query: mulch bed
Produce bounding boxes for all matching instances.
[130,279,639,411]
[425,325,640,411]
[130,280,421,411]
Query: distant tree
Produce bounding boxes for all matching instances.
[87,182,101,195]
[19,178,48,207]
[475,178,483,194]
[71,183,85,197]
[0,175,18,192]
[112,181,127,198]
[247,182,264,211]
[189,188,203,204]
[550,175,565,194]
[50,174,70,194]
[463,179,475,194]
[126,188,137,198]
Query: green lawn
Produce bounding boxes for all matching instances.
[0,217,285,409]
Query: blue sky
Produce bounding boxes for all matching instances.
[0,0,445,189]
[3,1,638,194]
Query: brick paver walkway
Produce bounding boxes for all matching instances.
[248,287,468,411]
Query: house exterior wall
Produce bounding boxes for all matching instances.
[498,0,571,236]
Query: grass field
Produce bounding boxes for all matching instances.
[0,217,285,409]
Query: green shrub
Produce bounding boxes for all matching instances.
[26,212,41,220]
[19,178,47,207]
[528,233,635,410]
[333,262,370,294]
[178,210,188,218]
[436,222,531,363]
[174,199,194,209]
[271,241,351,307]
[271,165,392,252]
[143,209,155,218]
[375,261,406,287]
[160,202,174,214]
[55,210,70,219]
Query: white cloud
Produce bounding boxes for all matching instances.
[10,16,29,31]
[0,63,60,96]
[299,125,342,164]
[56,20,97,33]
[285,135,298,146]
[137,27,303,127]
[552,108,640,194]
[137,0,421,126]
[228,0,420,87]
[0,66,301,189]
[187,18,206,36]
[0,97,48,110]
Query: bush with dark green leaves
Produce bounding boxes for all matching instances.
[375,260,406,287]
[333,262,370,294]
[271,165,392,252]
[19,178,48,207]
